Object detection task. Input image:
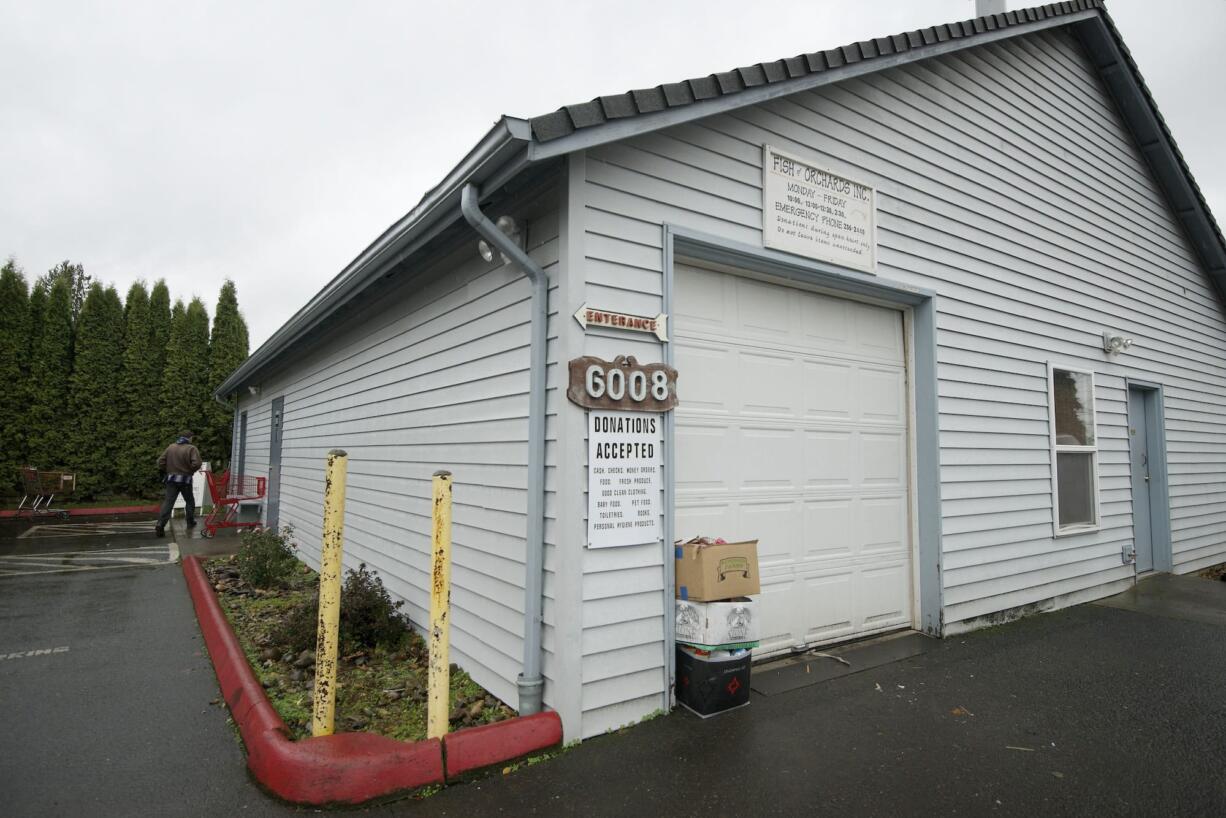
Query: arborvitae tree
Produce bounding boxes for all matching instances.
[0,259,30,492]
[24,282,47,478]
[158,299,211,454]
[148,280,171,374]
[27,281,47,356]
[203,280,249,466]
[68,284,125,498]
[181,298,213,451]
[158,300,188,447]
[26,277,74,469]
[38,261,91,325]
[116,282,162,495]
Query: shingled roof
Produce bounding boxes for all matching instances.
[522,0,1225,303]
[528,1,1109,142]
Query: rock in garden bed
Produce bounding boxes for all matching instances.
[204,550,515,742]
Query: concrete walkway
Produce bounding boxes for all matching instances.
[423,574,1226,818]
[3,515,1225,817]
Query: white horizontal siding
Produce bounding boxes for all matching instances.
[577,23,1226,655]
[233,194,560,710]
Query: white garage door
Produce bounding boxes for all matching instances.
[674,263,913,658]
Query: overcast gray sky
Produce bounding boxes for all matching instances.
[3,0,1223,350]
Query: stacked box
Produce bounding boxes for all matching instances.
[674,597,758,650]
[674,539,760,601]
[674,538,761,716]
[675,646,751,717]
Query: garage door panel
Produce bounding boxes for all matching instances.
[854,301,905,360]
[674,344,735,413]
[803,499,855,558]
[803,571,856,643]
[756,576,800,655]
[736,277,794,343]
[858,562,911,628]
[740,500,800,565]
[674,502,734,543]
[861,432,907,486]
[859,367,906,423]
[800,291,853,351]
[741,353,801,416]
[860,496,907,553]
[802,361,855,420]
[803,431,855,487]
[674,266,729,333]
[675,264,913,654]
[739,427,800,490]
[675,424,733,492]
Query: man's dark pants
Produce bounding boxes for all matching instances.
[156,481,196,532]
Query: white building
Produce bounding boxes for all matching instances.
[218,1,1226,742]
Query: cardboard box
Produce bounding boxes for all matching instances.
[675,598,759,650]
[675,646,751,717]
[675,539,760,601]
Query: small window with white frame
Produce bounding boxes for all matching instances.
[1048,365,1099,533]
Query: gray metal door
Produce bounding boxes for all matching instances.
[1128,387,1155,573]
[266,398,284,530]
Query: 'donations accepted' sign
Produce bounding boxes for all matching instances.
[762,144,876,273]
[587,411,661,548]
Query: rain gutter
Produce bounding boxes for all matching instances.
[459,182,547,716]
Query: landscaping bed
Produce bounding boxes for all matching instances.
[1198,562,1226,582]
[203,531,514,743]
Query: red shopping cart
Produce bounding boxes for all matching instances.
[17,467,75,519]
[201,469,266,538]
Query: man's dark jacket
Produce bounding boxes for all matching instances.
[158,442,202,477]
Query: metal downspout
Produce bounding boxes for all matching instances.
[459,183,547,715]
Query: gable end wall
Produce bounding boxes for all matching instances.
[570,25,1226,731]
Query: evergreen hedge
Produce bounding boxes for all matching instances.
[1,258,250,501]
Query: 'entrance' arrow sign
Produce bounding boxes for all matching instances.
[573,303,669,342]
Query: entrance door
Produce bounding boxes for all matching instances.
[673,263,914,659]
[237,411,248,477]
[1128,386,1159,573]
[266,397,284,530]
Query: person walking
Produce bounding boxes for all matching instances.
[156,430,202,537]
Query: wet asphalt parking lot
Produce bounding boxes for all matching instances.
[3,516,1225,817]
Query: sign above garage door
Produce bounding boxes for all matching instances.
[762,145,876,274]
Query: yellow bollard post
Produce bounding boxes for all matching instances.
[427,469,453,740]
[312,449,348,737]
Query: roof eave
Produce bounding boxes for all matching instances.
[215,117,533,398]
[1070,14,1226,306]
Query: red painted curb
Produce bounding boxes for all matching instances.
[182,556,565,804]
[182,556,444,804]
[0,504,159,518]
[443,711,563,779]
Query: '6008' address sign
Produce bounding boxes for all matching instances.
[567,355,678,412]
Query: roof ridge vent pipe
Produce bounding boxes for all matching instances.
[460,183,547,716]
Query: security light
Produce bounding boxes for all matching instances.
[476,215,522,264]
[1102,332,1134,354]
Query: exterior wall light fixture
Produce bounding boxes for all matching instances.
[477,215,522,264]
[1102,332,1134,354]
